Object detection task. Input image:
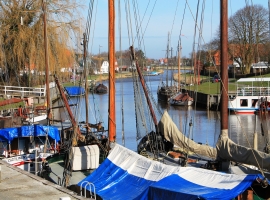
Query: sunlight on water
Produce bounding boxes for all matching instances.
[55,70,267,152]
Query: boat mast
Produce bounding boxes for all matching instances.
[54,76,81,135]
[220,0,228,132]
[269,0,270,42]
[170,47,173,86]
[166,32,169,87]
[83,33,89,126]
[108,0,116,147]
[130,46,158,129]
[178,40,181,92]
[42,0,51,121]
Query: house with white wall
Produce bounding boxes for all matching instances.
[100,61,109,74]
[94,60,119,74]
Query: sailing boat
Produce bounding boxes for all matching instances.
[1,124,60,171]
[0,1,61,171]
[170,41,194,106]
[78,43,267,199]
[40,0,270,199]
[133,0,270,199]
[157,32,177,102]
[40,26,110,187]
[79,0,269,198]
[140,3,270,178]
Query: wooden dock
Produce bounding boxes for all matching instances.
[0,160,88,199]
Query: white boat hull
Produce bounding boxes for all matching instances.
[3,153,52,172]
[25,114,47,123]
[228,78,270,114]
[228,95,270,114]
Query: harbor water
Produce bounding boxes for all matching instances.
[55,70,267,153]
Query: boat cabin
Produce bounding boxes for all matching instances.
[228,78,270,114]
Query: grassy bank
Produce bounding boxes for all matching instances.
[179,74,270,94]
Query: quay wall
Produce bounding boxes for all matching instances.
[184,89,221,110]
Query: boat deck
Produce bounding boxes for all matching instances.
[0,160,88,200]
[143,151,208,168]
[49,159,95,186]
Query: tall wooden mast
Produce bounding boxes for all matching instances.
[178,40,181,92]
[42,0,51,121]
[220,0,228,132]
[108,0,116,146]
[83,33,89,125]
[166,32,169,87]
[130,46,158,130]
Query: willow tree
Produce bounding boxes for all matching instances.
[0,0,84,86]
[228,4,269,74]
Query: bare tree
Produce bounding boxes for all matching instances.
[228,4,269,74]
[0,0,84,86]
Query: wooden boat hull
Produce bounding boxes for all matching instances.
[157,86,177,102]
[94,83,108,94]
[170,92,194,106]
[170,99,193,106]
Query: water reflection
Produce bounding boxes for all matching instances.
[54,70,269,152]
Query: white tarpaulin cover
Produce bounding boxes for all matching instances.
[216,130,270,171]
[158,111,217,159]
[78,144,262,200]
[72,145,99,170]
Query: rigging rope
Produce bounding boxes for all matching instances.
[117,0,125,147]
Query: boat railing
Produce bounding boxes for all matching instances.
[237,86,270,96]
[80,181,96,199]
[0,85,46,97]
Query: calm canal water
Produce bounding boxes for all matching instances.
[55,70,267,152]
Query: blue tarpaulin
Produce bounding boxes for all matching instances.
[78,144,267,200]
[0,127,18,142]
[0,125,60,143]
[64,86,85,96]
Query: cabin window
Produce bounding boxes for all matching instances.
[240,99,248,107]
[252,99,258,107]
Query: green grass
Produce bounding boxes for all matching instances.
[187,74,270,94]
[187,81,238,94]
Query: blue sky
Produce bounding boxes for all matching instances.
[80,0,269,59]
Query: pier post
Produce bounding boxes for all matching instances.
[35,149,37,175]
[207,95,210,109]
[253,132,258,150]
